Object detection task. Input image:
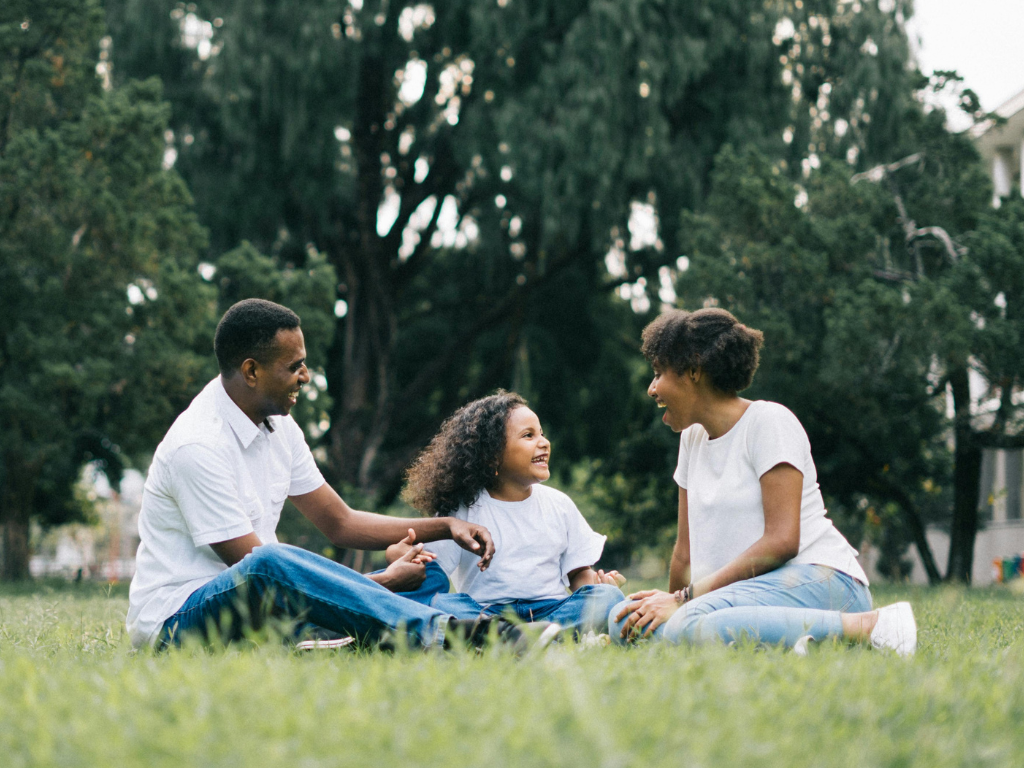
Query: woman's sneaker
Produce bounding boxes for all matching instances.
[792,634,815,656]
[870,602,917,657]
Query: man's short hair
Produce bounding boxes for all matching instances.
[214,299,301,376]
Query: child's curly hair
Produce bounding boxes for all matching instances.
[403,390,527,517]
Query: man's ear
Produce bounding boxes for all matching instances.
[240,358,260,387]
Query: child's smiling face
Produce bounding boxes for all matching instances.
[495,406,551,491]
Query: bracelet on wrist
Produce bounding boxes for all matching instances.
[673,585,692,605]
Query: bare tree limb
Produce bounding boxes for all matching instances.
[850,152,924,184]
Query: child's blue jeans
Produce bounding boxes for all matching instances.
[396,561,625,636]
[158,543,450,648]
[609,563,871,648]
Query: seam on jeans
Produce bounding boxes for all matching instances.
[163,577,246,626]
[243,566,443,645]
[742,573,832,596]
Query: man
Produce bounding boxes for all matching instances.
[127,298,497,650]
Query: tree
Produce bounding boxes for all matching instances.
[103,0,920,521]
[0,0,215,578]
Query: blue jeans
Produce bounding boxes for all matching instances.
[158,543,449,649]
[609,563,872,648]
[392,562,625,636]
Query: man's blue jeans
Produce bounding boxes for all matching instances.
[394,562,625,636]
[158,543,449,649]
[609,563,872,648]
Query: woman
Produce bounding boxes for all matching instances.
[610,308,916,655]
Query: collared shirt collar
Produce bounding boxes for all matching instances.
[216,376,265,449]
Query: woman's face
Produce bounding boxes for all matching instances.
[648,364,698,433]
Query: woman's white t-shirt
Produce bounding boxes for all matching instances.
[674,400,867,585]
[428,484,606,605]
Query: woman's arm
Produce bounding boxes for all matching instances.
[689,463,802,598]
[617,463,802,638]
[667,488,691,592]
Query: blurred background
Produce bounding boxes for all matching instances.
[3,0,1023,587]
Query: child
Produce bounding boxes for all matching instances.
[388,391,626,638]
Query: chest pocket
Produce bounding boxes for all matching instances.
[269,481,290,511]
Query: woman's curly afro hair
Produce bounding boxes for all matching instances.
[641,308,764,393]
[402,390,527,517]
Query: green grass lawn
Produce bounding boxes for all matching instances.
[1,582,1022,767]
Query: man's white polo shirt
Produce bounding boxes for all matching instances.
[127,376,325,647]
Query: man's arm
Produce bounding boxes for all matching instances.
[290,483,495,568]
[207,528,436,592]
[210,532,262,566]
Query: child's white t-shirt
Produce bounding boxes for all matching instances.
[427,484,606,604]
[674,400,868,585]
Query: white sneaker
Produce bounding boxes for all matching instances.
[295,634,355,651]
[870,602,917,657]
[792,634,815,657]
[520,621,564,649]
[578,630,612,649]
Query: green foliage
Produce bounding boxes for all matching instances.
[1,584,1023,766]
[0,0,216,577]
[102,0,922,507]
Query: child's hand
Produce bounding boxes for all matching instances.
[378,544,429,592]
[385,529,437,566]
[595,569,626,587]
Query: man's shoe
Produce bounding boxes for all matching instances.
[446,616,527,654]
[523,621,564,649]
[870,602,917,657]
[294,627,355,651]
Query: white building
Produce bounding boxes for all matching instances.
[906,449,1024,585]
[973,87,1024,205]
[902,95,1024,584]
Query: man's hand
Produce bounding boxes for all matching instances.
[447,519,495,570]
[614,589,681,640]
[371,543,432,592]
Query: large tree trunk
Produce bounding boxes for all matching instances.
[0,477,32,580]
[946,365,983,583]
[867,477,943,585]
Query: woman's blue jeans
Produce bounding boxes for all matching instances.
[158,543,449,649]
[395,562,625,636]
[609,563,872,648]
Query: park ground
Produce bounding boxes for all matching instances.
[0,583,1022,767]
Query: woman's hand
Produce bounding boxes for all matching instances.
[615,589,682,639]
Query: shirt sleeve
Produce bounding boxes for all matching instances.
[558,494,607,584]
[672,427,697,488]
[285,417,327,496]
[747,404,812,479]
[170,444,254,547]
[426,538,463,576]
